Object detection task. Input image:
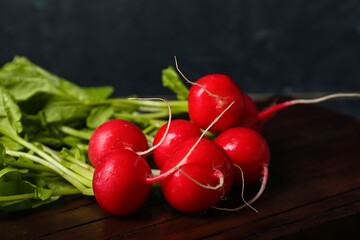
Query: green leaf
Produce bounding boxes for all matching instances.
[34,187,53,201]
[0,136,24,151]
[0,143,5,167]
[0,56,114,104]
[0,194,59,212]
[58,78,113,102]
[83,86,114,100]
[0,173,33,197]
[60,145,89,164]
[0,167,29,179]
[0,180,19,196]
[0,56,66,101]
[41,98,90,123]
[86,105,114,129]
[0,172,59,211]
[162,66,189,100]
[0,199,32,212]
[32,196,61,208]
[0,87,23,137]
[0,56,114,125]
[61,136,87,148]
[46,177,75,191]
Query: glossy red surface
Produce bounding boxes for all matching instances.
[215,126,270,184]
[188,74,244,132]
[160,138,234,213]
[88,119,148,167]
[152,119,202,169]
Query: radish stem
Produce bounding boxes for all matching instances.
[6,139,90,191]
[59,126,93,140]
[0,188,82,202]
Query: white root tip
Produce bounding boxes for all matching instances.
[212,165,269,213]
[237,164,258,213]
[174,56,224,99]
[290,92,360,105]
[129,97,172,156]
[179,169,225,190]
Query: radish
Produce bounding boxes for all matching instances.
[159,137,234,213]
[92,149,152,215]
[174,58,244,132]
[212,127,270,213]
[93,101,235,215]
[93,137,233,215]
[186,73,245,133]
[215,127,270,185]
[88,119,148,167]
[146,101,236,213]
[174,59,359,133]
[152,119,202,169]
[92,98,173,215]
[238,93,262,132]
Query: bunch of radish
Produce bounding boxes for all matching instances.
[88,65,359,216]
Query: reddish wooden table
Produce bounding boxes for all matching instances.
[1,97,359,240]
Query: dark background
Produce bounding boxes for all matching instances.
[0,0,359,114]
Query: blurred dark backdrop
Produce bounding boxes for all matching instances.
[0,0,359,114]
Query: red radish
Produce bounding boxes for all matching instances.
[174,58,244,132]
[92,149,152,215]
[215,127,270,185]
[159,137,234,213]
[146,101,236,213]
[187,74,245,133]
[152,119,202,169]
[174,59,359,132]
[88,119,148,167]
[92,99,236,215]
[238,93,262,132]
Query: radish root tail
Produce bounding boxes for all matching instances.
[178,169,225,190]
[288,92,360,105]
[213,165,269,212]
[259,92,360,122]
[174,56,225,100]
[128,97,171,156]
[236,164,258,212]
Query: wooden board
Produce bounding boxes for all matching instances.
[1,97,359,240]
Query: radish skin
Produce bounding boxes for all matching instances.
[187,74,245,133]
[88,119,148,167]
[215,127,270,185]
[92,149,152,215]
[238,93,262,132]
[160,138,234,213]
[152,119,202,169]
[144,101,236,213]
[146,101,235,183]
